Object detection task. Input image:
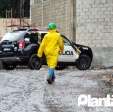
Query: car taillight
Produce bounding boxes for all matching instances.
[18,40,25,49]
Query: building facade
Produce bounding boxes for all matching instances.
[30,0,74,39]
[31,0,113,67]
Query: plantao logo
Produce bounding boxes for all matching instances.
[78,94,113,107]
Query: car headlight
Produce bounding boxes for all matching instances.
[82,47,88,50]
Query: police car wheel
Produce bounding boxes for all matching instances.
[29,54,42,70]
[76,54,91,70]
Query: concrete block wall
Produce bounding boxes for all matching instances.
[31,0,73,39]
[76,0,113,47]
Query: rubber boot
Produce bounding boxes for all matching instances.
[47,74,53,84]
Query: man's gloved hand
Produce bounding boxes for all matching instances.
[59,50,63,55]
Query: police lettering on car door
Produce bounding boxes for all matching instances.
[62,50,74,55]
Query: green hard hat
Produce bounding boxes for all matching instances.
[48,22,57,30]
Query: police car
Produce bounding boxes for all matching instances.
[0,28,93,70]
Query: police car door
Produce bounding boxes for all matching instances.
[58,36,79,62]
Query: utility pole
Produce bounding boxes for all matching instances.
[30,0,31,26]
[72,0,76,42]
[41,0,44,26]
[20,0,25,27]
[20,0,22,27]
[11,8,13,30]
[22,0,25,27]
[5,10,8,32]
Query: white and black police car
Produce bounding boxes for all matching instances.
[0,28,93,70]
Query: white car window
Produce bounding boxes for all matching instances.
[61,35,71,46]
[38,33,46,43]
[1,31,26,42]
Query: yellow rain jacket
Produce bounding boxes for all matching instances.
[37,30,64,68]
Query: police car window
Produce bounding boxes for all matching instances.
[61,35,71,46]
[30,33,38,43]
[24,33,30,38]
[2,31,26,42]
[24,33,38,43]
[38,34,41,43]
[41,33,46,41]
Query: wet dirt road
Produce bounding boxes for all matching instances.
[0,68,113,112]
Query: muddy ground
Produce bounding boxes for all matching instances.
[0,67,113,112]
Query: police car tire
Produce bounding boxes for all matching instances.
[29,54,42,70]
[76,54,91,70]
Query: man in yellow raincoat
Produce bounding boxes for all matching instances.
[37,22,64,84]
